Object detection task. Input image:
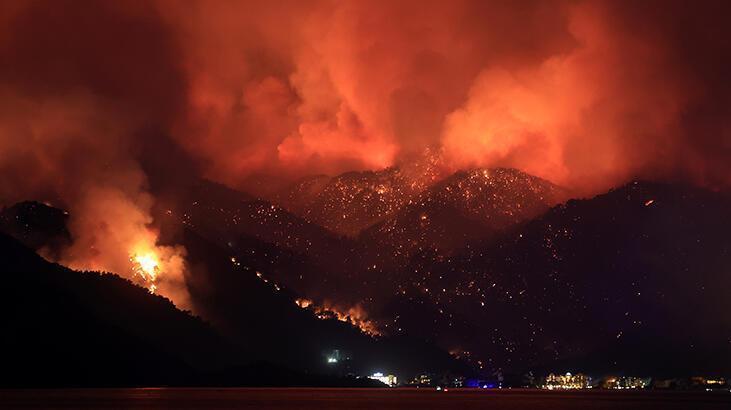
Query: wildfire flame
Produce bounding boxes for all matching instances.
[130,251,161,293]
[295,298,312,308]
[124,241,190,308]
[295,298,380,337]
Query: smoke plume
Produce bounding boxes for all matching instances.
[1,0,730,305]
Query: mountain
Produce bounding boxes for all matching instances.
[278,167,424,237]
[0,230,235,387]
[266,167,564,304]
[7,172,729,380]
[180,180,348,260]
[0,196,469,382]
[0,229,389,387]
[383,181,731,376]
[168,181,469,376]
[359,168,565,268]
[0,201,71,259]
[173,179,361,300]
[180,228,467,378]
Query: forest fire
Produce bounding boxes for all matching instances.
[2,0,731,397]
[1,0,730,310]
[130,251,161,293]
[124,241,190,309]
[295,298,380,337]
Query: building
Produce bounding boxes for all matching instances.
[541,372,591,390]
[691,377,727,390]
[410,373,432,386]
[601,376,650,389]
[369,372,398,387]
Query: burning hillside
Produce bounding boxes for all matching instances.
[280,168,421,237]
[362,168,566,264]
[295,298,381,337]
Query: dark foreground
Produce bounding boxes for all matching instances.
[2,388,731,409]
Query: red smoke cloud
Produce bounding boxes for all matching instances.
[1,0,730,303]
[0,0,191,306]
[157,0,730,193]
[442,1,692,191]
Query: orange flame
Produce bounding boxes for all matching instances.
[130,251,161,293]
[295,298,380,337]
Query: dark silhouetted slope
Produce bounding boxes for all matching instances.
[0,201,70,259]
[386,181,731,376]
[174,179,360,300]
[181,228,468,378]
[0,231,234,387]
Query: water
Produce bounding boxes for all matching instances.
[2,388,730,409]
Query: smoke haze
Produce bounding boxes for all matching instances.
[1,0,730,305]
